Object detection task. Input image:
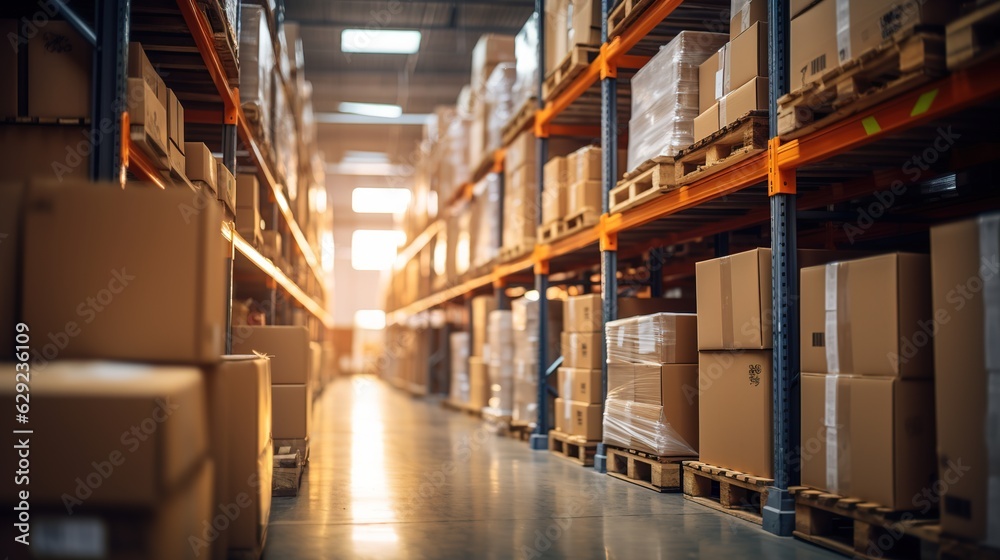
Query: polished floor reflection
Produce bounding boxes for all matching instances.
[265,376,840,559]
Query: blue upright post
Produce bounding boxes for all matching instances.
[530,0,550,451]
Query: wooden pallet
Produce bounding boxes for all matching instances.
[502,97,538,147]
[548,429,598,467]
[606,446,689,491]
[499,238,535,263]
[674,112,769,186]
[682,461,773,525]
[543,45,601,101]
[777,29,946,139]
[947,1,1000,70]
[272,449,303,497]
[563,207,600,237]
[790,486,947,560]
[537,220,567,243]
[198,0,240,85]
[609,156,676,214]
[608,0,655,40]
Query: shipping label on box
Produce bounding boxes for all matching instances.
[569,401,603,440]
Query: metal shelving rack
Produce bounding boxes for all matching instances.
[83,0,333,350]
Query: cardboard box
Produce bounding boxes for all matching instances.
[790,0,957,89]
[0,123,91,182]
[557,367,603,403]
[127,78,169,163]
[604,398,696,456]
[730,0,767,39]
[800,253,932,378]
[469,356,490,409]
[930,216,1000,542]
[729,22,767,92]
[166,89,185,154]
[0,361,208,506]
[564,293,602,332]
[607,362,634,402]
[800,373,936,509]
[232,326,311,384]
[694,103,720,143]
[217,159,236,214]
[472,295,498,357]
[471,34,515,90]
[568,145,602,183]
[29,21,91,118]
[568,179,602,214]
[568,401,603,440]
[562,331,604,369]
[696,248,772,350]
[236,174,260,208]
[698,49,725,114]
[545,0,569,77]
[542,181,567,226]
[568,0,602,47]
[544,156,568,190]
[128,42,167,107]
[237,206,262,241]
[184,142,218,194]
[618,296,697,317]
[208,355,273,553]
[720,77,768,127]
[699,350,773,477]
[554,397,569,432]
[633,364,699,450]
[606,313,699,364]
[22,181,224,363]
[272,384,310,440]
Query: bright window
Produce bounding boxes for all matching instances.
[341,29,421,54]
[352,188,411,214]
[351,230,406,271]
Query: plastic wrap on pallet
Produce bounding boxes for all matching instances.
[450,332,471,404]
[471,174,502,269]
[513,359,538,424]
[603,397,697,457]
[605,312,698,364]
[513,12,539,111]
[627,31,728,172]
[485,63,517,153]
[281,23,305,81]
[238,5,274,137]
[487,310,515,414]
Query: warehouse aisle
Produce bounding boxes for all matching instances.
[265,376,839,559]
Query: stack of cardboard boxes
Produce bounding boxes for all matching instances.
[540,145,609,232]
[511,297,563,426]
[449,332,471,405]
[555,294,605,440]
[236,174,264,246]
[544,0,602,80]
[486,309,516,418]
[469,295,497,410]
[694,0,769,142]
[603,313,700,457]
[799,253,937,509]
[469,35,516,169]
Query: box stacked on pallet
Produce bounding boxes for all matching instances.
[469,35,515,169]
[239,5,275,151]
[555,294,605,440]
[694,0,768,141]
[511,297,564,427]
[485,310,516,426]
[513,12,539,110]
[626,31,727,173]
[544,0,602,80]
[602,313,700,458]
[449,332,472,405]
[930,214,1000,547]
[799,253,937,510]
[471,173,503,270]
[469,295,498,410]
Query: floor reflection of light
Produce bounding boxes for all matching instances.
[349,376,400,554]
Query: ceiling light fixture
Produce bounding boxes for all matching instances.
[341,29,421,54]
[338,102,403,119]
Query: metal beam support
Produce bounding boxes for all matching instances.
[594,0,616,474]
[53,0,96,46]
[648,247,664,297]
[530,0,550,452]
[91,0,129,182]
[763,0,796,537]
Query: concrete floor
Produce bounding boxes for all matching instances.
[265,376,841,559]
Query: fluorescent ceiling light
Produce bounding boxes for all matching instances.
[338,102,403,119]
[351,230,406,271]
[342,29,421,54]
[352,188,411,214]
[343,151,390,164]
[354,310,387,330]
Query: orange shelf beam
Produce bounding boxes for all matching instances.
[175,0,237,116]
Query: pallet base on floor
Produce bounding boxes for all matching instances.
[272,449,303,497]
[548,429,598,466]
[606,446,690,492]
[681,461,773,525]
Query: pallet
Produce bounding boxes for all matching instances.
[537,220,567,243]
[509,421,534,442]
[198,0,239,85]
[682,461,774,525]
[674,112,769,186]
[543,45,601,101]
[608,0,655,40]
[548,430,597,467]
[947,1,1000,71]
[777,29,946,139]
[562,208,600,238]
[609,156,676,214]
[499,238,535,263]
[606,446,689,491]
[790,486,948,560]
[502,97,538,147]
[272,450,303,497]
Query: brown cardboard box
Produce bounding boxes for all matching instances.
[568,0,602,47]
[698,50,724,114]
[730,0,767,39]
[22,181,224,363]
[128,42,167,107]
[729,22,768,92]
[568,145,602,184]
[184,142,218,194]
[469,356,490,408]
[127,78,169,163]
[607,362,634,402]
[471,34,515,90]
[696,248,772,350]
[0,183,21,360]
[720,77,768,127]
[930,216,999,541]
[562,331,604,369]
[694,104,720,143]
[605,313,699,364]
[618,296,697,316]
[29,21,91,118]
[544,156,568,190]
[557,367,603,403]
[800,253,932,378]
[800,372,852,496]
[568,401,603,440]
[0,361,208,506]
[272,384,310,439]
[568,179,602,214]
[237,206,262,241]
[237,174,260,209]
[545,0,569,76]
[565,293,602,332]
[633,364,699,451]
[472,295,498,357]
[166,89,185,154]
[699,350,773,476]
[542,181,567,226]
[555,397,569,432]
[217,159,236,214]
[0,123,91,182]
[789,0,815,19]
[232,326,311,384]
[208,355,273,553]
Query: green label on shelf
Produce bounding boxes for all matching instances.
[911,89,939,117]
[861,116,882,135]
